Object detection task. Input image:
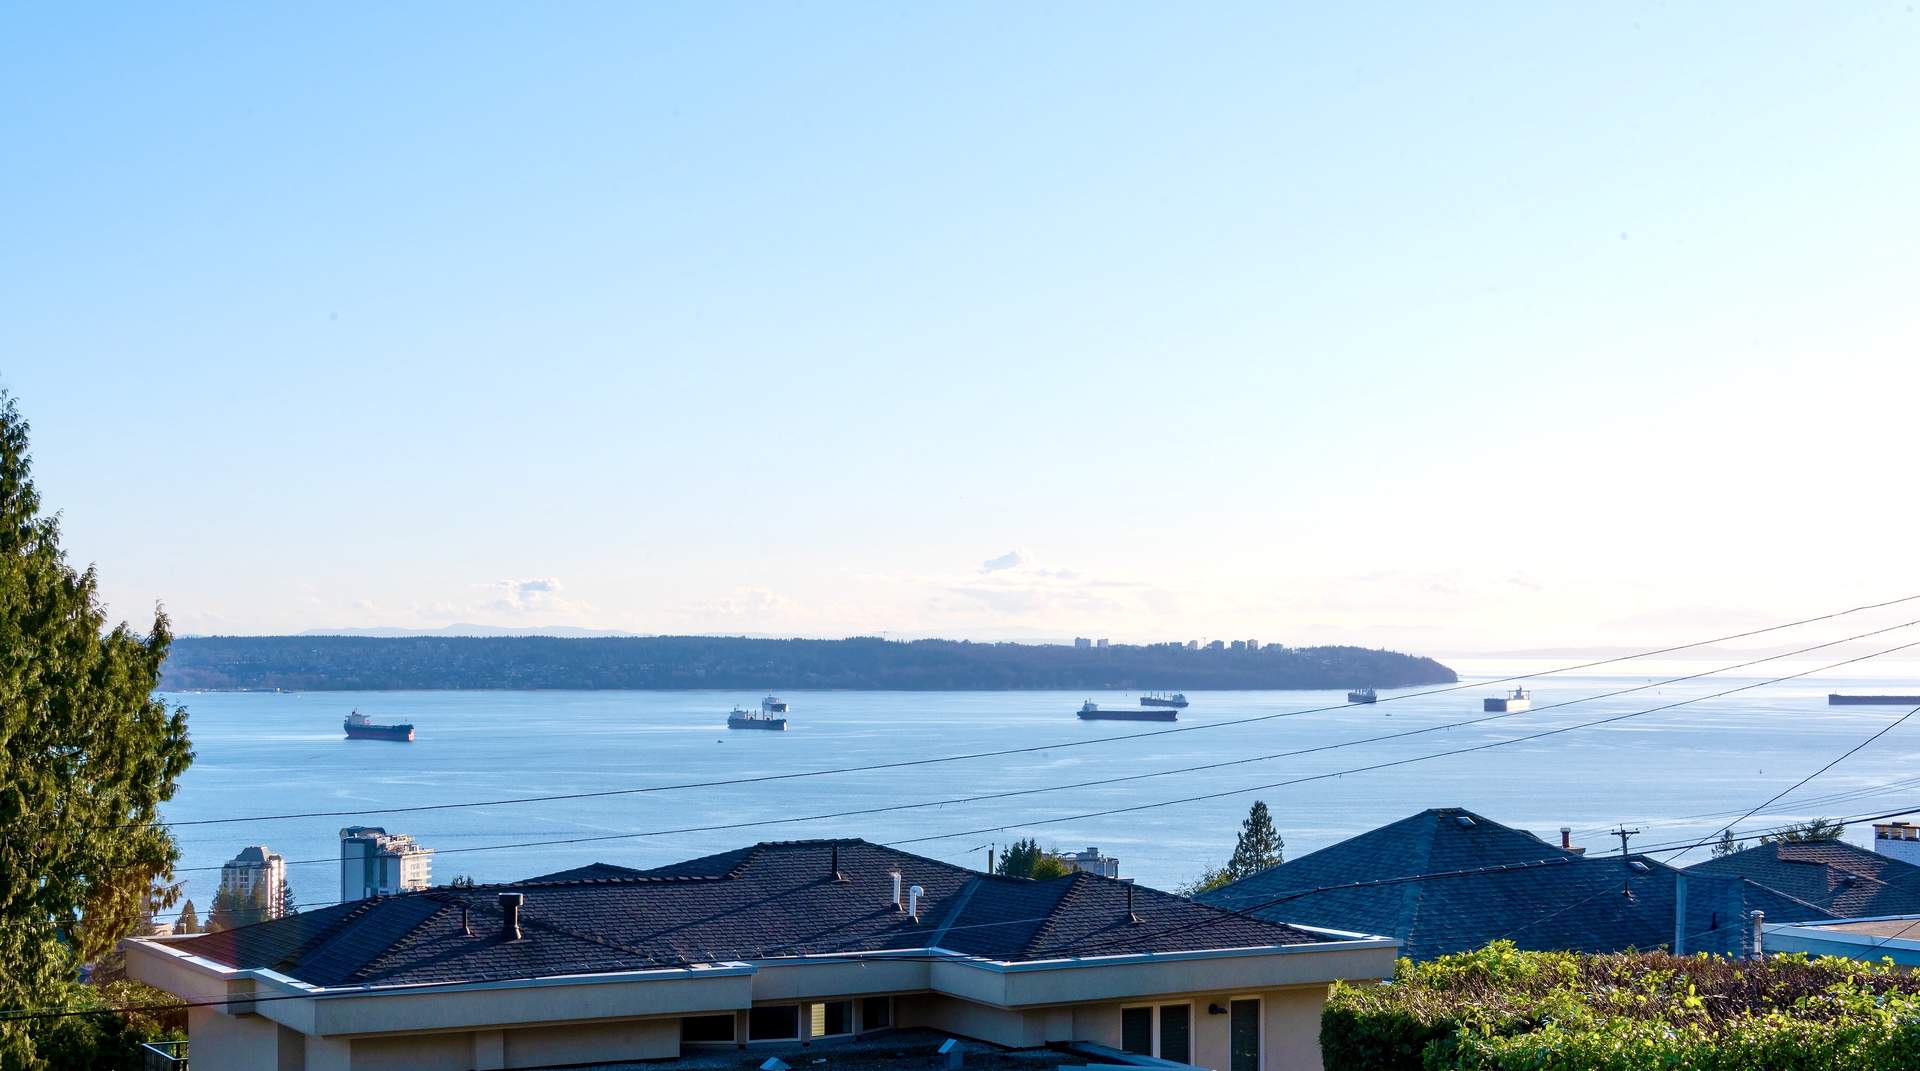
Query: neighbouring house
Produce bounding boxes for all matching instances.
[340,825,434,901]
[1685,838,1920,918]
[1200,807,1827,961]
[1764,914,1920,967]
[124,838,1395,1071]
[1874,821,1920,865]
[220,845,288,919]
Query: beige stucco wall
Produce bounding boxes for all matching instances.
[502,1019,678,1068]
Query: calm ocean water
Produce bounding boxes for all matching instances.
[156,661,1920,920]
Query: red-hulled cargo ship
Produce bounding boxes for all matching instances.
[344,710,415,742]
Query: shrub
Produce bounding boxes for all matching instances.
[1322,942,1920,1071]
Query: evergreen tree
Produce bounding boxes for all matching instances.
[1224,801,1284,880]
[1762,818,1844,844]
[0,394,194,1063]
[448,875,477,889]
[1711,828,1740,858]
[995,839,1070,880]
[174,900,198,936]
[278,878,297,917]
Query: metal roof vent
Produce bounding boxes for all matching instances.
[498,892,524,941]
[1455,816,1477,828]
[1628,860,1650,873]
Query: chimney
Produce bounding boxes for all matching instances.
[1561,827,1572,849]
[1747,909,1765,961]
[986,847,995,874]
[890,869,903,911]
[499,892,523,941]
[908,884,924,921]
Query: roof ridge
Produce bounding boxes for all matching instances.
[1019,872,1099,957]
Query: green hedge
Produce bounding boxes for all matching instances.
[1323,941,1920,1071]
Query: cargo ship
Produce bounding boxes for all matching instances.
[1079,699,1177,722]
[1140,692,1190,708]
[728,695,790,731]
[1829,694,1920,705]
[344,710,414,742]
[1483,687,1531,713]
[1348,688,1377,704]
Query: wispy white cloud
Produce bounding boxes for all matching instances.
[979,548,1029,573]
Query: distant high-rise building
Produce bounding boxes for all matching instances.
[1186,640,1200,650]
[1060,846,1121,879]
[1247,639,1261,651]
[1206,640,1225,651]
[1230,640,1247,651]
[341,826,434,902]
[219,845,287,918]
[1095,638,1110,649]
[1073,637,1092,649]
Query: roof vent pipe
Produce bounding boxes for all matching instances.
[499,892,524,941]
[1126,884,1141,924]
[908,884,924,921]
[831,844,848,883]
[1748,909,1766,961]
[461,902,474,938]
[890,870,903,910]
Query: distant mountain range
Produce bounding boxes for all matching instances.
[161,635,1458,692]
[295,624,642,638]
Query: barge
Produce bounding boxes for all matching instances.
[1079,699,1177,722]
[728,695,790,730]
[344,710,414,742]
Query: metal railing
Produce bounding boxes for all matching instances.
[139,1040,187,1071]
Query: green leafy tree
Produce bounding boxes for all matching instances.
[208,885,270,933]
[995,839,1071,880]
[1175,865,1234,897]
[0,393,194,1065]
[174,900,198,936]
[1711,828,1741,858]
[448,875,477,889]
[1225,800,1285,880]
[1762,818,1844,844]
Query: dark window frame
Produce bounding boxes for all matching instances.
[748,1004,801,1042]
[681,1014,736,1044]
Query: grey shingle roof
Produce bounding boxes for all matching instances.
[182,839,1328,988]
[1684,840,1920,918]
[1199,808,1834,960]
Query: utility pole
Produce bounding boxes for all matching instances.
[1611,826,1642,902]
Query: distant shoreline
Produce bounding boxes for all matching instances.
[161,634,1458,693]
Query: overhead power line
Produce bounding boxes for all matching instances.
[147,591,1920,831]
[163,633,1920,875]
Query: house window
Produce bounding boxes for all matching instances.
[1121,1007,1154,1055]
[1229,998,1262,1071]
[748,1005,800,1041]
[860,996,892,1031]
[810,1000,853,1038]
[1159,1004,1191,1064]
[1121,1004,1193,1061]
[682,1015,735,1044]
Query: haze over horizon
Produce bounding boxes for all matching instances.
[7,5,1917,653]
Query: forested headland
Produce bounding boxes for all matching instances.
[161,634,1457,691]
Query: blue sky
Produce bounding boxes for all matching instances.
[3,4,1916,651]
